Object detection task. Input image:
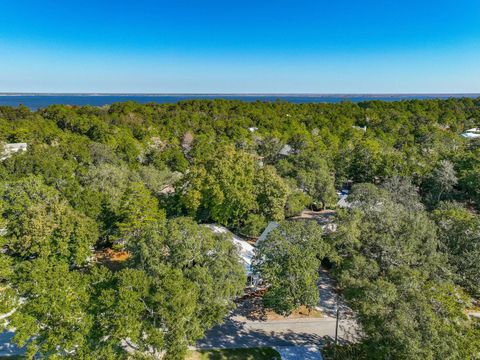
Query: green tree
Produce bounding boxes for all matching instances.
[285,190,311,217]
[334,183,442,274]
[254,221,335,314]
[0,177,98,265]
[10,260,92,359]
[331,183,479,359]
[349,138,384,183]
[424,159,458,205]
[114,182,165,249]
[240,213,268,238]
[254,165,289,221]
[126,217,246,358]
[432,202,480,297]
[277,151,336,209]
[180,145,257,227]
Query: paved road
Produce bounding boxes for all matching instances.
[197,315,357,349]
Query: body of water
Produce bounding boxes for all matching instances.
[0,94,479,110]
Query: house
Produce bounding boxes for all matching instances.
[336,189,351,208]
[461,128,480,139]
[159,185,175,195]
[352,125,367,131]
[1,143,27,161]
[181,132,194,154]
[205,224,259,286]
[462,132,480,139]
[260,211,339,241]
[278,144,294,156]
[337,195,350,208]
[467,311,480,319]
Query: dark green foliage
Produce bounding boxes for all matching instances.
[240,213,268,238]
[277,150,336,209]
[422,159,458,207]
[0,177,98,265]
[253,221,336,314]
[331,183,480,359]
[179,145,289,228]
[285,190,311,217]
[433,202,480,297]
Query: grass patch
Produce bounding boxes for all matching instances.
[186,348,281,360]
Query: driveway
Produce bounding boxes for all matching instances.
[317,268,352,319]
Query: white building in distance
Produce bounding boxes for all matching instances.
[1,143,28,161]
[461,128,480,139]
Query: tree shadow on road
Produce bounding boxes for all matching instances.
[192,347,281,359]
[197,318,326,349]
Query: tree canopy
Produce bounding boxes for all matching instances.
[254,221,336,315]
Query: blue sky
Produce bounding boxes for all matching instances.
[1,0,480,93]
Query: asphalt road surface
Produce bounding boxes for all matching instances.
[197,316,358,349]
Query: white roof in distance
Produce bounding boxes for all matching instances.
[465,128,480,133]
[461,132,480,139]
[278,144,294,156]
[337,194,351,208]
[1,143,28,161]
[3,143,27,150]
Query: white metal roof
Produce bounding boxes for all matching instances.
[465,128,480,133]
[278,144,294,156]
[205,224,255,274]
[337,194,351,208]
[257,221,280,244]
[1,143,28,161]
[3,143,27,150]
[461,132,480,139]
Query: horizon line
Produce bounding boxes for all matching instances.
[1,92,480,97]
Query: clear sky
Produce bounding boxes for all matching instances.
[1,0,480,93]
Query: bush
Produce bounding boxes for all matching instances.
[240,214,268,237]
[285,190,311,217]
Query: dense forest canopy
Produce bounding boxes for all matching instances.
[0,98,479,359]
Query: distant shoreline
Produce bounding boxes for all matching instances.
[1,93,480,97]
[1,93,479,111]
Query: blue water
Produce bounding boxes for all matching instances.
[0,94,479,110]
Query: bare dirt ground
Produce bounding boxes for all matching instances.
[235,296,323,322]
